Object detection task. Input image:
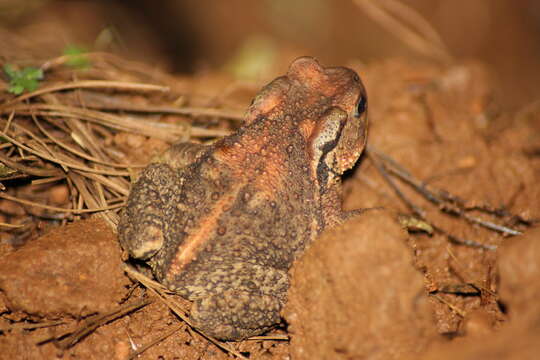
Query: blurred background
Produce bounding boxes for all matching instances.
[1,0,540,109]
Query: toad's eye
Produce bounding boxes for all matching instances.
[354,96,367,118]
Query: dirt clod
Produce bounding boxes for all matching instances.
[0,218,129,318]
[285,210,436,360]
[499,226,540,321]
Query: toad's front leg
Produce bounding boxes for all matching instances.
[119,142,209,260]
[118,163,179,260]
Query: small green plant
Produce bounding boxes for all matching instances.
[63,45,91,69]
[3,64,43,95]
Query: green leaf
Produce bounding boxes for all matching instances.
[3,64,44,95]
[3,64,16,78]
[9,84,24,95]
[63,44,91,69]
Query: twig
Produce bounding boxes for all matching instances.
[353,0,453,63]
[31,176,66,185]
[459,212,521,236]
[446,233,497,251]
[2,103,230,140]
[246,334,289,341]
[0,192,123,213]
[74,170,129,196]
[38,299,151,349]
[56,90,243,120]
[3,110,15,133]
[430,294,466,317]
[368,147,522,236]
[367,148,505,250]
[32,116,142,169]
[3,80,169,106]
[0,152,63,177]
[126,323,185,360]
[446,246,497,296]
[0,129,130,176]
[369,152,425,217]
[0,320,65,332]
[68,172,119,227]
[0,222,25,229]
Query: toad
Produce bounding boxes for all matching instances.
[118,57,368,340]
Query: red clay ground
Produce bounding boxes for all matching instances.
[0,57,538,359]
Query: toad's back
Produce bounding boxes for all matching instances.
[149,120,325,298]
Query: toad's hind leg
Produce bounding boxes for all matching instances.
[189,264,289,340]
[191,290,283,341]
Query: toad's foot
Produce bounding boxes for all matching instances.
[190,289,282,341]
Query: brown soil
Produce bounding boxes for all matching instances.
[284,60,540,359]
[0,57,538,359]
[1,2,539,359]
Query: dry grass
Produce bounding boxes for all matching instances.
[353,0,453,63]
[0,52,239,237]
